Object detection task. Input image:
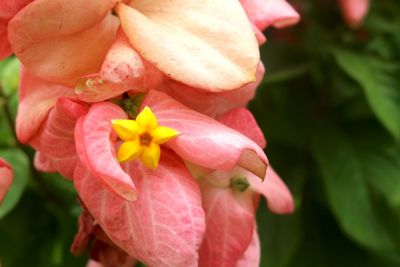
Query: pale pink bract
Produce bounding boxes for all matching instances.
[0,158,13,204]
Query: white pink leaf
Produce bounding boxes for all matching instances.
[75,102,137,201]
[198,179,254,267]
[142,90,268,179]
[74,150,205,267]
[31,98,89,179]
[0,158,13,204]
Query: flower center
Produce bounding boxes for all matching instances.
[139,132,153,146]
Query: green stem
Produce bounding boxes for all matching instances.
[262,63,310,85]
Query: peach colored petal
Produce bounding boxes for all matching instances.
[142,90,268,179]
[0,0,32,59]
[75,102,137,201]
[76,29,163,102]
[0,158,13,204]
[241,0,300,30]
[117,0,259,92]
[74,150,206,267]
[8,0,120,85]
[16,67,72,144]
[339,0,370,28]
[0,0,32,19]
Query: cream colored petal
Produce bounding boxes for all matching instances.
[116,1,259,92]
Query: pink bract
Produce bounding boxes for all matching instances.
[161,63,265,118]
[16,67,72,144]
[75,102,137,201]
[0,0,32,59]
[339,0,370,28]
[31,98,89,179]
[236,226,261,267]
[218,108,267,149]
[7,0,120,86]
[241,0,300,30]
[8,0,259,91]
[74,150,206,267]
[0,158,13,204]
[141,90,268,179]
[75,29,163,103]
[198,178,255,267]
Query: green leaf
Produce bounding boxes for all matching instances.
[332,49,400,140]
[311,124,398,254]
[0,57,20,96]
[361,146,400,208]
[0,148,30,219]
[0,189,88,267]
[0,107,15,147]
[258,207,302,267]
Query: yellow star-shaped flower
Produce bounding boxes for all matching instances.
[111,106,180,170]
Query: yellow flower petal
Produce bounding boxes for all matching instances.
[140,143,161,170]
[152,126,180,144]
[136,106,158,130]
[112,119,140,141]
[117,140,142,162]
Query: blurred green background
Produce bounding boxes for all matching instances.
[1,0,400,266]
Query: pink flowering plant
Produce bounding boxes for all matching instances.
[1,0,299,266]
[2,0,400,267]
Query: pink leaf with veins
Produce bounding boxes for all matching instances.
[8,0,120,85]
[30,98,89,179]
[117,0,259,92]
[236,226,261,267]
[142,90,268,179]
[75,102,137,201]
[16,67,72,144]
[0,158,13,204]
[198,178,254,267]
[74,149,205,267]
[0,0,32,59]
[240,0,300,31]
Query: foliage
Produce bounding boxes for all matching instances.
[251,0,400,266]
